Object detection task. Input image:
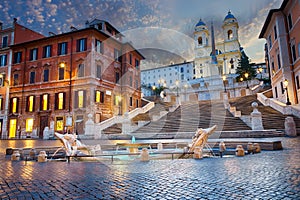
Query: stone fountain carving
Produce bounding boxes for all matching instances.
[54,132,86,156]
[188,125,217,153]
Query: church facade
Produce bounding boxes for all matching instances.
[194,11,242,78]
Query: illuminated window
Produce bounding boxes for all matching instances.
[0,97,2,110]
[27,96,35,112]
[11,97,18,113]
[55,92,65,110]
[26,118,33,132]
[95,90,104,103]
[56,117,64,131]
[78,91,83,108]
[41,94,49,111]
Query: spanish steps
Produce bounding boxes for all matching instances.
[102,94,300,135]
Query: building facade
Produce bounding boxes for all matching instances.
[3,19,143,139]
[194,11,242,78]
[259,0,300,105]
[0,19,44,139]
[141,61,194,96]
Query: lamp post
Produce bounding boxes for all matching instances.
[284,79,291,105]
[244,72,249,89]
[222,75,227,92]
[175,80,179,97]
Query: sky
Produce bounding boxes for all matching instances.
[0,0,283,64]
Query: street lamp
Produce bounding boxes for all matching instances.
[152,85,156,96]
[284,79,291,105]
[244,72,249,89]
[257,67,263,80]
[222,75,227,92]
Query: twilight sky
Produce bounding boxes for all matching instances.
[0,0,283,64]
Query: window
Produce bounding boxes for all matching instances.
[58,67,64,80]
[181,67,184,73]
[10,97,18,113]
[78,64,84,77]
[287,13,293,30]
[96,65,101,79]
[43,69,49,82]
[26,96,35,112]
[26,119,34,132]
[277,53,281,69]
[268,35,272,49]
[42,45,52,58]
[30,48,38,61]
[56,117,64,131]
[0,96,3,110]
[1,36,8,48]
[274,25,277,40]
[296,76,300,90]
[135,59,139,69]
[40,94,49,111]
[77,38,87,52]
[136,99,139,108]
[115,72,120,83]
[291,44,296,62]
[13,74,19,86]
[271,61,275,74]
[114,49,122,62]
[274,86,278,98]
[95,90,104,103]
[58,42,68,55]
[55,92,65,110]
[95,40,103,53]
[135,80,139,89]
[13,52,22,64]
[228,30,233,40]
[129,97,133,106]
[198,37,203,45]
[0,54,7,66]
[280,82,284,94]
[298,43,300,58]
[129,54,132,65]
[75,90,86,108]
[29,71,35,84]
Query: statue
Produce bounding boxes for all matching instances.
[188,125,217,153]
[54,132,86,156]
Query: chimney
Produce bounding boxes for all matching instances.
[85,20,89,28]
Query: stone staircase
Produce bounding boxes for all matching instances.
[229,95,300,133]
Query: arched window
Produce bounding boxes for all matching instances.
[227,30,233,40]
[198,37,203,45]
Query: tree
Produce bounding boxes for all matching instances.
[236,48,256,82]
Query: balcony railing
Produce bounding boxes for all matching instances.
[0,43,9,49]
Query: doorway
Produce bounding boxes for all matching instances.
[39,116,49,139]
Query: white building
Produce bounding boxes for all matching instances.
[141,61,194,96]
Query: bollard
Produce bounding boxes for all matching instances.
[253,143,261,153]
[29,148,37,160]
[219,141,226,158]
[193,147,203,159]
[247,142,253,154]
[235,145,245,157]
[37,151,48,162]
[140,148,149,162]
[11,150,21,161]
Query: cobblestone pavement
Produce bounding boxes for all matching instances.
[0,137,299,199]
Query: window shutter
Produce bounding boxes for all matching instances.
[84,38,87,51]
[55,93,58,110]
[94,90,97,102]
[32,96,35,112]
[40,95,43,110]
[83,90,86,107]
[63,92,66,109]
[100,91,104,103]
[25,96,29,112]
[74,91,78,108]
[9,98,12,113]
[101,42,104,53]
[16,97,19,113]
[76,40,80,52]
[49,45,52,57]
[65,42,68,54]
